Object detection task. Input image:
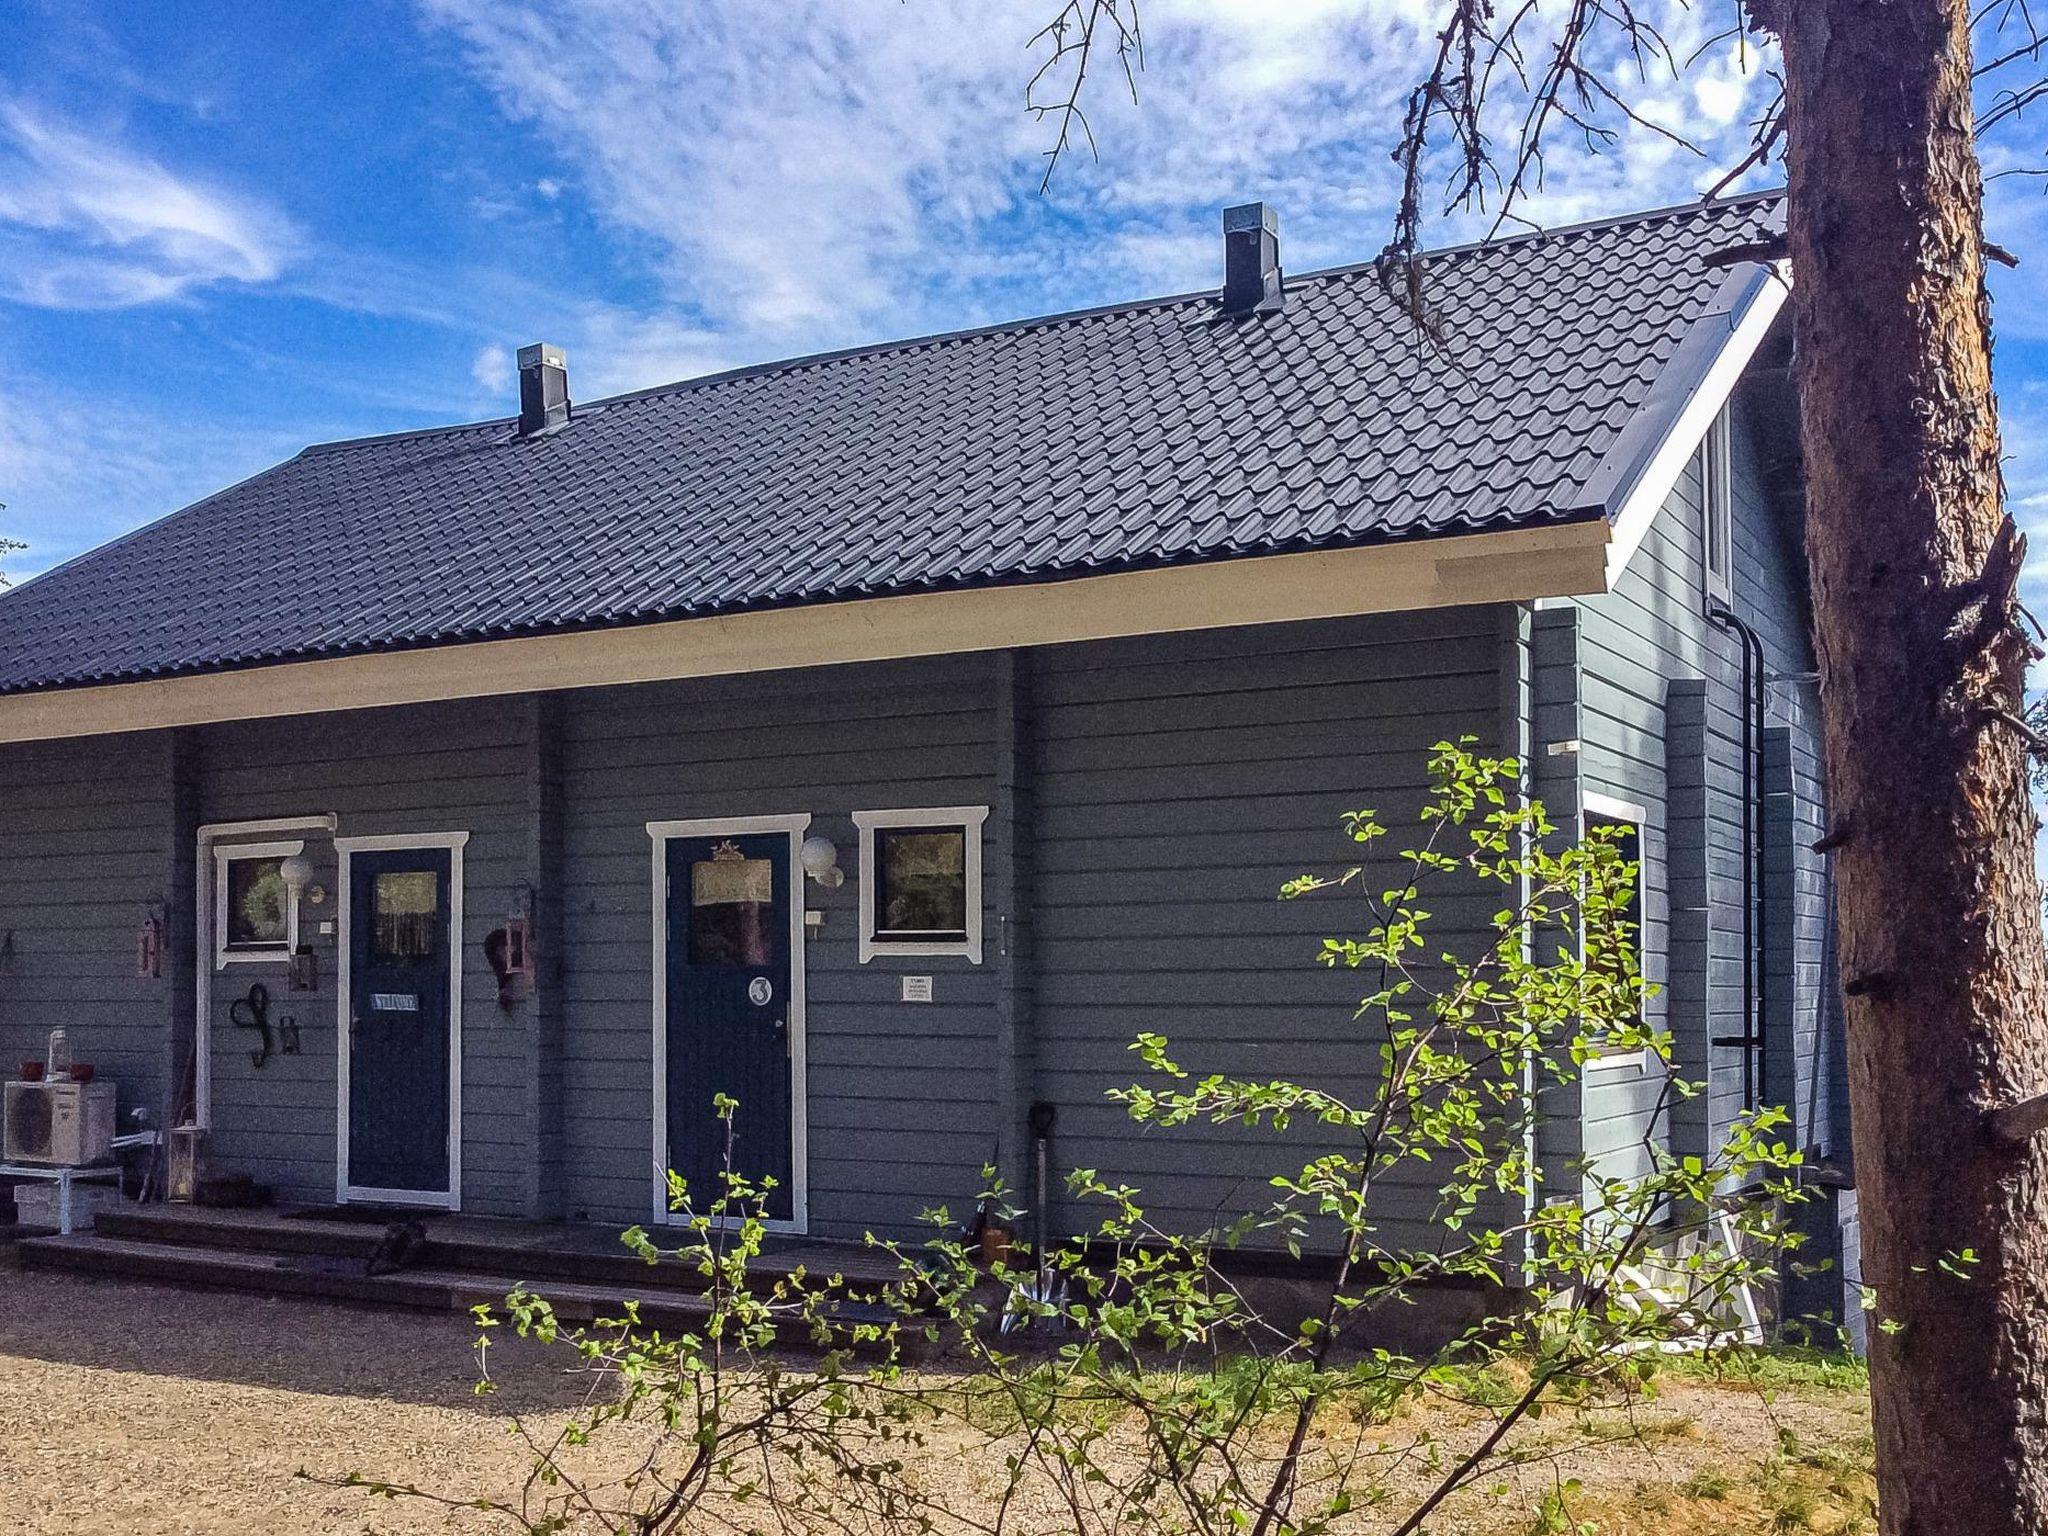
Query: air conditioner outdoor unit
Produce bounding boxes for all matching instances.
[4,1081,116,1166]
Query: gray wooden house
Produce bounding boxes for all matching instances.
[0,193,1855,1324]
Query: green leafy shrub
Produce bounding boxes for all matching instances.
[350,740,1809,1535]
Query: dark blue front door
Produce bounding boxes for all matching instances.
[666,833,794,1221]
[347,846,453,1196]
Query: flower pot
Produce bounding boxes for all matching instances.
[67,1063,94,1084]
[18,1062,43,1082]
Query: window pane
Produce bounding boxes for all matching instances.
[690,856,774,966]
[876,827,968,937]
[372,870,440,963]
[1705,416,1733,588]
[1585,815,1642,1029]
[226,857,288,948]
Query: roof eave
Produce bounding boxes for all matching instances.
[0,519,1612,745]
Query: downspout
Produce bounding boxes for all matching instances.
[1707,607,1768,1112]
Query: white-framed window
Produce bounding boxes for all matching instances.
[214,839,303,968]
[1702,407,1734,603]
[851,806,989,963]
[1579,794,1651,1075]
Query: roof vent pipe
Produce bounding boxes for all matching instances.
[516,343,570,436]
[1220,202,1284,316]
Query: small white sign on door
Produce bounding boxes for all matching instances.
[901,975,933,1003]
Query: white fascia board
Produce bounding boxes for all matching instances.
[1577,261,1790,588]
[0,522,1610,745]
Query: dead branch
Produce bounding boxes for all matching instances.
[1706,235,1792,268]
[1988,1089,2048,1143]
[1026,0,1143,193]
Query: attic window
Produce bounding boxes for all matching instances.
[1703,408,1734,602]
[852,806,989,964]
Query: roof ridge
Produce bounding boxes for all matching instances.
[298,190,1785,458]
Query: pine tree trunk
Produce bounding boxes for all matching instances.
[1767,1,2048,1530]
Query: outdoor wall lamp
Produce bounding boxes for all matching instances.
[799,835,844,888]
[278,853,319,992]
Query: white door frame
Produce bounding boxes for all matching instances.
[647,813,810,1235]
[334,831,468,1210]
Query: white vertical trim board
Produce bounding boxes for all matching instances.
[192,814,337,1130]
[333,830,469,1210]
[646,814,812,1235]
[1580,792,1654,1077]
[850,805,991,963]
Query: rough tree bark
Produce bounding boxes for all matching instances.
[1759,1,2048,1529]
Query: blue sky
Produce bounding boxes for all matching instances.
[7,0,2048,594]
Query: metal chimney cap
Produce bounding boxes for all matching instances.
[515,342,571,436]
[1223,202,1278,236]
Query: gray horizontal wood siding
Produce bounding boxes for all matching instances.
[1572,380,1837,1196]
[1028,611,1512,1245]
[0,732,181,1133]
[197,699,537,1213]
[555,658,1002,1240]
[0,457,1826,1268]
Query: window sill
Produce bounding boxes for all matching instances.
[860,937,979,963]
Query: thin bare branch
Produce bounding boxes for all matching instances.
[1025,0,1142,193]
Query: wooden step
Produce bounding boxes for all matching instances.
[91,1206,904,1301]
[95,1207,385,1260]
[18,1232,901,1345]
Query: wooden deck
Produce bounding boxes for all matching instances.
[15,1203,910,1338]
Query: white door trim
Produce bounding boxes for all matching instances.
[334,830,469,1210]
[192,814,338,1129]
[647,813,811,1235]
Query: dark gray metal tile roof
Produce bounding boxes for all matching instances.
[0,193,1782,695]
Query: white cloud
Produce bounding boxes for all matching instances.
[0,104,297,309]
[414,0,1777,394]
[470,343,513,393]
[0,373,305,580]
[568,308,740,399]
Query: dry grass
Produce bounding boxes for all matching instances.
[0,1268,1873,1535]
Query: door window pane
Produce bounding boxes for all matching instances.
[225,857,288,949]
[690,854,774,966]
[875,827,968,939]
[372,871,440,963]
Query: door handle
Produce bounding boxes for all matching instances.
[771,1018,788,1056]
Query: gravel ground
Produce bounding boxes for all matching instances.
[0,1269,585,1535]
[0,1267,1875,1535]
